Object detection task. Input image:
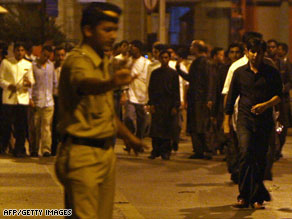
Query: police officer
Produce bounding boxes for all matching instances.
[55,3,147,218]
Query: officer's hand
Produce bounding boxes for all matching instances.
[8,84,17,92]
[251,103,268,115]
[113,69,136,87]
[124,136,149,156]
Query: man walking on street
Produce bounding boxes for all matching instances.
[225,38,282,209]
[55,3,147,218]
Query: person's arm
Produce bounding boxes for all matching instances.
[0,60,12,90]
[251,96,281,115]
[69,56,136,96]
[251,68,283,114]
[223,70,240,134]
[176,59,190,82]
[116,116,148,154]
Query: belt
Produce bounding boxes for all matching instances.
[62,134,115,149]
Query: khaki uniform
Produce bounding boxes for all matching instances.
[55,44,117,219]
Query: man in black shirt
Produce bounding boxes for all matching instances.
[225,38,282,209]
[148,50,180,160]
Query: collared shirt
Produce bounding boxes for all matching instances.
[225,63,282,122]
[0,57,34,105]
[128,56,151,104]
[32,60,57,108]
[58,44,117,139]
[222,55,248,95]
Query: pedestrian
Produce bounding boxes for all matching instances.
[0,42,34,157]
[148,49,180,160]
[225,38,282,209]
[176,40,213,160]
[51,46,66,156]
[123,40,151,151]
[55,2,147,218]
[30,45,57,157]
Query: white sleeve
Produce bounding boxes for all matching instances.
[0,60,11,89]
[222,65,235,95]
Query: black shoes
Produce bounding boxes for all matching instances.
[232,199,249,209]
[30,152,38,157]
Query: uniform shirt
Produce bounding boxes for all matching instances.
[32,60,57,108]
[128,56,151,104]
[0,57,34,105]
[225,63,282,123]
[58,44,117,139]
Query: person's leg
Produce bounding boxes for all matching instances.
[1,105,13,153]
[41,106,54,155]
[190,133,204,158]
[124,101,137,135]
[236,123,253,205]
[13,105,28,156]
[65,145,115,219]
[160,138,171,160]
[136,104,147,139]
[28,106,37,156]
[149,137,160,159]
[33,107,42,155]
[250,126,272,205]
[51,96,59,156]
[98,148,116,219]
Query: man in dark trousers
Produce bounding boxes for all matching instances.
[225,38,282,209]
[176,40,212,159]
[267,39,292,160]
[148,50,180,160]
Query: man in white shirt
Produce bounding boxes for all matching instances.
[31,45,57,157]
[124,40,151,143]
[0,42,34,157]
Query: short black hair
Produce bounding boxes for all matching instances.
[159,49,171,57]
[120,40,129,46]
[130,40,143,52]
[278,42,289,53]
[154,43,167,52]
[242,32,263,44]
[267,39,278,46]
[246,38,267,53]
[81,2,122,28]
[211,47,224,58]
[227,42,244,54]
[13,42,25,51]
[54,46,66,53]
[42,45,53,53]
[177,47,189,59]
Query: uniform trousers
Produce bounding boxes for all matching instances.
[55,141,116,219]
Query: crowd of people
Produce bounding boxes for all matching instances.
[1,1,292,215]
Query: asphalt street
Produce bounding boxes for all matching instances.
[0,134,292,219]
